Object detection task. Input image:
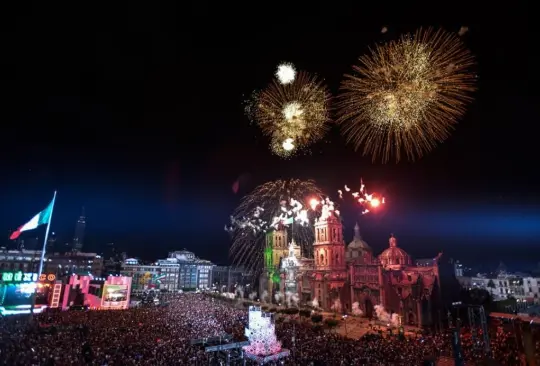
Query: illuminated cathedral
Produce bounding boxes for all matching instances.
[260,212,443,328]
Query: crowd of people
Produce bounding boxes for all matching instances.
[0,293,537,365]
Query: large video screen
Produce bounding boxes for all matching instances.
[0,283,50,307]
[101,284,128,307]
[0,283,35,307]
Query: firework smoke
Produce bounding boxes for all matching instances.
[374,305,400,327]
[352,302,364,316]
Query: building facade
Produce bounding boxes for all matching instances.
[120,260,162,293]
[267,212,443,328]
[457,273,540,305]
[212,266,254,293]
[120,250,214,293]
[0,250,104,277]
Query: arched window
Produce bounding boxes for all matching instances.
[320,254,324,264]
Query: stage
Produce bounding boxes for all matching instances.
[244,349,290,364]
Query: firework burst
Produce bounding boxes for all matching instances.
[275,62,296,84]
[227,179,324,276]
[338,28,476,163]
[338,179,385,214]
[247,68,330,157]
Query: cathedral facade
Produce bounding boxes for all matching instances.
[262,213,443,328]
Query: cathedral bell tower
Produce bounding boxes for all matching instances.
[260,229,288,301]
[311,213,347,311]
[265,229,289,269]
[313,214,345,271]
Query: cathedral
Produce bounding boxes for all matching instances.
[260,211,443,328]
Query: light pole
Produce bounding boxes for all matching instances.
[342,315,348,336]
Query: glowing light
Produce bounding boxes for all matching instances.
[246,70,330,157]
[282,102,304,122]
[338,28,476,162]
[309,198,319,210]
[19,282,37,294]
[275,63,296,84]
[371,198,380,207]
[282,138,295,151]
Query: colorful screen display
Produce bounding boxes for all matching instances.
[101,284,128,307]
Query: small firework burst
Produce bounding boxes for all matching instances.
[247,69,330,158]
[338,28,476,163]
[337,179,385,214]
[275,62,296,84]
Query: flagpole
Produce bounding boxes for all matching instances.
[30,191,57,319]
[38,191,56,277]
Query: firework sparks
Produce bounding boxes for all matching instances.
[275,62,296,84]
[338,179,385,214]
[338,28,476,163]
[227,178,385,276]
[227,179,339,276]
[247,69,330,157]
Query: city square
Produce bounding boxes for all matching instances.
[0,1,537,365]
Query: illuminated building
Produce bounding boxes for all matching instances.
[120,260,161,293]
[457,273,540,305]
[120,250,214,293]
[272,217,443,328]
[47,251,104,277]
[0,250,103,277]
[211,266,254,293]
[167,250,214,290]
[72,207,86,252]
[259,230,290,299]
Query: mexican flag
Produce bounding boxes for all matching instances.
[10,197,55,240]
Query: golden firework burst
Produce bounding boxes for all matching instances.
[338,28,476,163]
[248,71,330,157]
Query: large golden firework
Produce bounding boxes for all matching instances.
[228,179,323,277]
[338,28,476,163]
[247,71,330,157]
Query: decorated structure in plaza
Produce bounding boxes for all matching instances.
[261,210,443,328]
[243,306,290,364]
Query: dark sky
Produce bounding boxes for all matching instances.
[0,2,537,271]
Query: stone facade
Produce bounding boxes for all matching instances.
[269,215,443,328]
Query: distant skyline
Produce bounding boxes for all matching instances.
[3,192,539,272]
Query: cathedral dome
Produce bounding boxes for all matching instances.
[378,234,411,267]
[346,223,372,262]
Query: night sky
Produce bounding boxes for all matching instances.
[1,2,537,271]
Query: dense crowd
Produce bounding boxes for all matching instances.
[0,293,536,365]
